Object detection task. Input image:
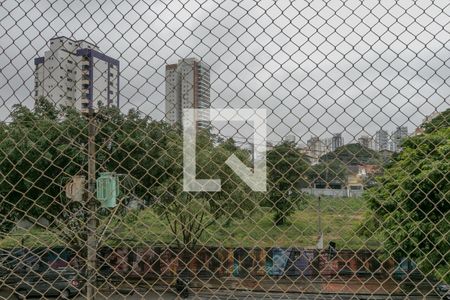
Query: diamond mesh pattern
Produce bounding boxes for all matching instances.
[0,0,449,299]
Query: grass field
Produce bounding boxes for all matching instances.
[0,196,381,249]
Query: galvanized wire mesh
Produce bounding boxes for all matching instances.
[0,0,449,299]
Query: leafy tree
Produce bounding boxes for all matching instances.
[422,108,449,134]
[153,130,256,248]
[320,143,382,165]
[362,127,450,282]
[308,160,348,189]
[0,101,84,235]
[0,99,174,243]
[266,141,310,226]
[152,129,256,287]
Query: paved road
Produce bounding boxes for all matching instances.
[0,288,443,300]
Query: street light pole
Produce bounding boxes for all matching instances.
[86,108,97,300]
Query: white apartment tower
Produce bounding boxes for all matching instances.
[307,136,332,157]
[34,36,120,114]
[165,58,210,128]
[375,129,389,151]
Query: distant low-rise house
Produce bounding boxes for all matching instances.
[346,165,364,194]
[345,164,381,196]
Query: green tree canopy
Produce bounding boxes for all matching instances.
[320,143,382,166]
[362,127,450,282]
[422,108,450,134]
[308,160,348,189]
[0,99,174,238]
[266,141,310,226]
[153,130,256,248]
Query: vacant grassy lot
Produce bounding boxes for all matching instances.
[0,196,380,249]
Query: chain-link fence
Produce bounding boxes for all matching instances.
[0,0,449,299]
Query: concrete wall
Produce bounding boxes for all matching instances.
[301,188,363,198]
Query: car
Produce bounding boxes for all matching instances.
[436,283,450,300]
[13,266,85,299]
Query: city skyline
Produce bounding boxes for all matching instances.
[1,0,449,144]
[28,38,444,148]
[29,36,431,150]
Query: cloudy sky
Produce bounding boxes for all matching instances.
[1,0,449,145]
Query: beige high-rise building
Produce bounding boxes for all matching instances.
[165,58,210,128]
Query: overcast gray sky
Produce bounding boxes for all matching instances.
[1,0,449,145]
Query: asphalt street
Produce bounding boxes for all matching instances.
[0,288,443,300]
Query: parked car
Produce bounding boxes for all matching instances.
[13,265,84,299]
[436,283,450,300]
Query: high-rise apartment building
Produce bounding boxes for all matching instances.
[375,130,389,151]
[165,58,210,128]
[358,135,373,149]
[306,136,332,157]
[391,126,408,152]
[34,36,120,114]
[331,133,344,151]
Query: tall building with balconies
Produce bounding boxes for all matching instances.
[34,36,119,114]
[391,126,408,152]
[331,133,344,151]
[375,129,389,151]
[165,58,210,128]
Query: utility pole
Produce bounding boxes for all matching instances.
[318,196,322,235]
[86,108,97,300]
[316,196,323,249]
